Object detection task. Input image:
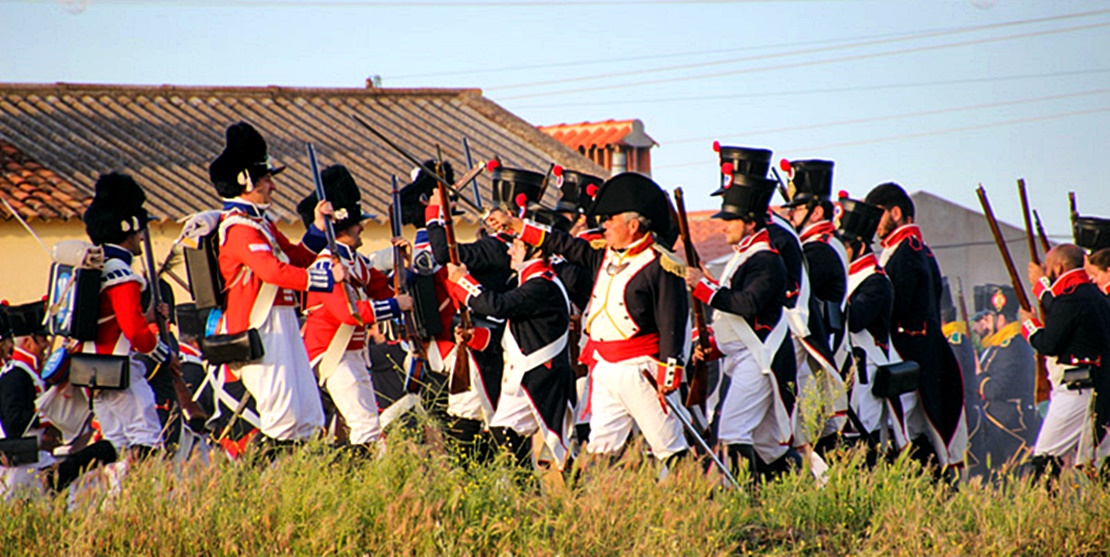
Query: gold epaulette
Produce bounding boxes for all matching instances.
[942,321,968,344]
[981,321,1023,348]
[590,238,607,250]
[652,245,687,277]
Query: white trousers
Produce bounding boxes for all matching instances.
[489,375,571,469]
[718,348,791,463]
[586,355,687,460]
[94,354,163,451]
[1033,384,1091,459]
[236,307,324,441]
[850,358,910,448]
[323,351,382,445]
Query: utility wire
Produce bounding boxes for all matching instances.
[655,105,1110,169]
[509,67,1110,110]
[489,8,1110,92]
[499,19,1110,100]
[666,87,1110,145]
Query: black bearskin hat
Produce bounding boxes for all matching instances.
[399,160,454,229]
[84,172,149,246]
[297,165,374,232]
[208,122,285,199]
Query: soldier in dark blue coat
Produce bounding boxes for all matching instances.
[1023,244,1110,476]
[865,183,967,470]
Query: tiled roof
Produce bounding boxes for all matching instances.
[0,83,607,223]
[0,141,90,221]
[675,209,733,264]
[539,119,657,152]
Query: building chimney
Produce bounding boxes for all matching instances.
[612,148,627,174]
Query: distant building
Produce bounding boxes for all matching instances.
[0,82,605,301]
[539,119,657,176]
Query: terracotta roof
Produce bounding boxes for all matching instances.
[0,83,607,223]
[0,141,90,221]
[539,119,657,152]
[675,209,733,264]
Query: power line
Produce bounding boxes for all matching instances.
[499,19,1110,100]
[655,106,1110,169]
[666,87,1110,145]
[391,24,998,80]
[508,67,1110,110]
[11,0,889,6]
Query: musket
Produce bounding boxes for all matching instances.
[140,228,210,433]
[536,163,556,207]
[391,175,429,393]
[1069,191,1078,225]
[1033,210,1051,254]
[306,142,363,327]
[436,168,473,394]
[673,187,711,409]
[977,185,1050,404]
[461,137,484,212]
[770,166,791,204]
[348,112,487,216]
[1016,179,1052,404]
[955,277,974,349]
[0,197,51,256]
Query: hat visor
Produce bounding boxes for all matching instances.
[267,164,286,177]
[780,199,807,209]
[710,209,745,221]
[709,187,726,197]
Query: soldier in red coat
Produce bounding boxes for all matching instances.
[297,165,412,450]
[208,122,345,445]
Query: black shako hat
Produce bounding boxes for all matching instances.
[710,142,773,196]
[84,172,150,246]
[208,122,286,199]
[297,165,375,232]
[7,300,47,337]
[836,196,883,245]
[555,168,606,215]
[1073,215,1110,253]
[589,172,680,248]
[783,159,834,208]
[399,160,454,229]
[489,161,545,214]
[711,164,777,221]
[974,284,1019,321]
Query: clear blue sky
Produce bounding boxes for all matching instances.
[2,0,1108,237]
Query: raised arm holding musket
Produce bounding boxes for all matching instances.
[487,173,691,464]
[297,165,412,452]
[684,167,796,481]
[209,122,345,447]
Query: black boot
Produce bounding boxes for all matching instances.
[726,444,760,482]
[1030,454,1063,486]
[49,440,118,493]
[489,427,533,469]
[444,416,487,468]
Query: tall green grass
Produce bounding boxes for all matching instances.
[2,430,1108,556]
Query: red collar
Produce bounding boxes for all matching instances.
[880,224,922,250]
[1051,268,1090,297]
[1100,281,1110,296]
[180,343,203,358]
[735,228,771,254]
[849,253,880,275]
[618,234,655,257]
[518,259,553,282]
[11,347,39,373]
[799,221,837,243]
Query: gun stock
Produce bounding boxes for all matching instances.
[436,172,473,394]
[391,175,428,393]
[306,143,363,327]
[673,188,711,409]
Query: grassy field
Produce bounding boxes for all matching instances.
[3,428,1109,556]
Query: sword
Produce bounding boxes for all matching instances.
[642,370,740,489]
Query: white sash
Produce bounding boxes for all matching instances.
[838,260,902,370]
[501,274,571,388]
[712,238,790,375]
[772,213,812,337]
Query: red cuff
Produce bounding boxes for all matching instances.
[425,204,444,225]
[468,327,491,351]
[654,357,683,391]
[1021,317,1043,341]
[519,220,549,247]
[692,278,720,305]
